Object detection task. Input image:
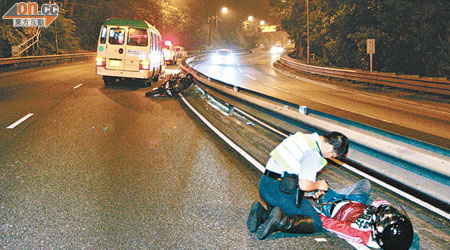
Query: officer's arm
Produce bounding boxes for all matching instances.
[298,150,328,191]
[298,178,328,191]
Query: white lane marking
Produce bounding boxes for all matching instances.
[73,83,83,89]
[6,113,34,129]
[314,238,328,242]
[244,74,256,80]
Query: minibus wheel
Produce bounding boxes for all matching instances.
[103,76,116,86]
[142,79,152,87]
[152,73,159,82]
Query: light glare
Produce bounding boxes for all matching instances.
[221,7,228,14]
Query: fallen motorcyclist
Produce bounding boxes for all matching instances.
[252,179,413,250]
[313,179,413,250]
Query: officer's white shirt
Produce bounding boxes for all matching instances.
[265,133,324,182]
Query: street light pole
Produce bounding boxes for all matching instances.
[208,12,218,47]
[208,7,228,47]
[209,16,212,46]
[306,0,309,64]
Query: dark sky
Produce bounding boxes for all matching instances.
[222,0,278,24]
[172,0,279,25]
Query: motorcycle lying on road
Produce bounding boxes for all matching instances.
[145,73,194,97]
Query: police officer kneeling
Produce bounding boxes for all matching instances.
[247,131,349,239]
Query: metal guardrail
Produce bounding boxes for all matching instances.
[279,53,450,96]
[0,52,96,67]
[179,55,450,218]
[12,27,41,57]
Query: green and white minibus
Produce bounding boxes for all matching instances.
[96,19,164,86]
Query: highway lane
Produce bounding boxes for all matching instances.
[0,61,254,249]
[195,50,450,148]
[0,60,353,249]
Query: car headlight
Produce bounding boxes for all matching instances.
[270,46,283,54]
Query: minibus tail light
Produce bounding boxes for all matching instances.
[139,60,150,70]
[96,57,106,67]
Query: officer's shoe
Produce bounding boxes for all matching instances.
[256,207,314,240]
[256,207,283,239]
[247,201,269,232]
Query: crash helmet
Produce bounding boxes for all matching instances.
[371,204,413,250]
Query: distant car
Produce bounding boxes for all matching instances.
[270,45,284,54]
[163,41,177,65]
[174,46,187,59]
[212,49,235,65]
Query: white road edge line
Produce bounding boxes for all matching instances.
[273,59,449,116]
[179,93,265,173]
[73,83,83,89]
[334,159,450,220]
[237,63,244,73]
[261,82,290,93]
[271,59,296,77]
[6,113,34,129]
[270,60,392,123]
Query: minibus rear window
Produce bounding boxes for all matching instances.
[100,26,107,44]
[109,28,125,45]
[128,28,148,47]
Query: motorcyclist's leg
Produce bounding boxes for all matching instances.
[336,179,371,204]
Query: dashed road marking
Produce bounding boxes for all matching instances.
[6,113,34,129]
[73,83,83,89]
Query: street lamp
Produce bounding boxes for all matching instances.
[208,7,228,47]
[248,16,253,21]
[221,7,228,14]
[259,20,265,26]
[306,0,310,64]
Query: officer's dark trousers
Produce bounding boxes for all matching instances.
[259,174,322,232]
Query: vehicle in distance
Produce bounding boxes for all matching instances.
[174,46,187,59]
[96,18,164,86]
[163,41,177,65]
[270,45,283,54]
[211,49,235,65]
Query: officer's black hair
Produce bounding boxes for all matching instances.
[322,131,349,159]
